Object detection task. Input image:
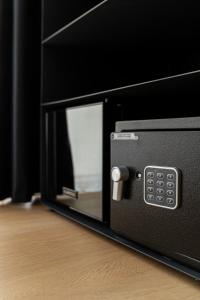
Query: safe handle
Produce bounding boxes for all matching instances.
[111,166,129,201]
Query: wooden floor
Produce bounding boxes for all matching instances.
[0,203,200,300]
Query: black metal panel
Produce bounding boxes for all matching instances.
[116,116,200,132]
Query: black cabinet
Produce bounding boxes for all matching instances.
[41,0,200,279]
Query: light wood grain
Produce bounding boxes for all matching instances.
[0,203,200,300]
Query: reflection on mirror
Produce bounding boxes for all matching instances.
[56,103,103,220]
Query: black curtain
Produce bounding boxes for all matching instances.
[0,0,12,200]
[0,0,41,202]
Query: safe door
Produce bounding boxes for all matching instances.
[111,130,200,272]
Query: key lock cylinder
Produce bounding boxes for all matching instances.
[111,166,129,201]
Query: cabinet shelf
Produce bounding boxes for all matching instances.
[42,0,200,104]
[42,70,200,119]
[42,38,200,103]
[43,0,200,50]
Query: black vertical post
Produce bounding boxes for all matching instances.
[43,111,57,202]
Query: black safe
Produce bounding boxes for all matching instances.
[111,117,200,276]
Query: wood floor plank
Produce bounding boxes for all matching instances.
[0,203,199,299]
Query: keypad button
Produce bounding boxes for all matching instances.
[156,196,164,202]
[167,174,174,180]
[147,179,154,185]
[147,172,154,178]
[147,187,154,193]
[167,198,175,205]
[147,194,154,201]
[156,180,164,187]
[157,173,164,179]
[167,190,174,197]
[167,182,174,189]
[157,188,164,195]
[144,166,179,209]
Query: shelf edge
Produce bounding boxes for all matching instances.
[41,69,200,107]
[42,0,109,45]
